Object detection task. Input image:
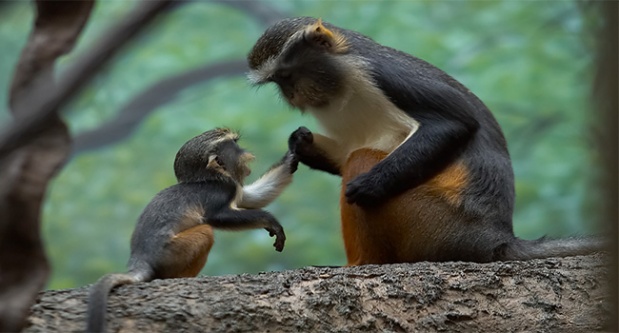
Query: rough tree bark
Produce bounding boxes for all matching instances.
[25,254,610,332]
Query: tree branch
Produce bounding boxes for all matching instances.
[0,1,94,331]
[210,0,288,26]
[71,0,291,156]
[24,254,611,332]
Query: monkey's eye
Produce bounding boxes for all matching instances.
[277,69,291,79]
[271,69,292,84]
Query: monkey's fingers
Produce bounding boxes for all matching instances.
[265,226,286,252]
[274,233,286,252]
[285,150,300,173]
[345,173,386,207]
[288,126,314,153]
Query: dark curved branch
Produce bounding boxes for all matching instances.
[0,1,94,331]
[72,60,248,155]
[0,0,177,160]
[209,0,288,26]
[72,0,291,155]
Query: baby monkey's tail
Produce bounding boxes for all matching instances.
[86,267,153,333]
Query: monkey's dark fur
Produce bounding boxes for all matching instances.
[248,17,606,265]
[86,128,296,332]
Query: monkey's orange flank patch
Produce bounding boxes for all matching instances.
[168,224,214,278]
[424,161,469,205]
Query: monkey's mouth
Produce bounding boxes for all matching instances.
[285,91,304,109]
[241,153,255,177]
[277,85,302,108]
[285,91,325,111]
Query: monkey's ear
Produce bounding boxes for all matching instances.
[303,18,348,53]
[207,154,232,177]
[207,155,222,169]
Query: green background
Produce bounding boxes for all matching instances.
[0,1,604,290]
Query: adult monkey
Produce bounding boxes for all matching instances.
[247,17,604,265]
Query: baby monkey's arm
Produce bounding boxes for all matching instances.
[239,151,298,209]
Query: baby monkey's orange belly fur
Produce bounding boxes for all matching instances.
[340,148,470,265]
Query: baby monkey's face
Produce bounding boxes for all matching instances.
[214,139,254,184]
[174,128,252,184]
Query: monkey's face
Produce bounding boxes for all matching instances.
[248,18,350,110]
[174,128,254,184]
[215,139,254,184]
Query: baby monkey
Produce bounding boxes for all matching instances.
[86,128,297,332]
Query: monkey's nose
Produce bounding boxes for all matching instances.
[244,166,251,177]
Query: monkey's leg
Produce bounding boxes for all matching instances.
[288,126,344,175]
[341,148,396,265]
[159,224,215,278]
[208,209,286,252]
[343,148,500,264]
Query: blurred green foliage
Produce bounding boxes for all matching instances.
[0,1,604,290]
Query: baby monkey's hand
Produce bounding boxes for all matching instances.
[265,223,286,252]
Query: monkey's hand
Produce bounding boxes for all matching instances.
[288,126,341,175]
[283,150,299,174]
[288,126,314,157]
[345,172,389,207]
[265,222,286,252]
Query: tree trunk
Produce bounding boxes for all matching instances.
[0,2,94,330]
[25,254,611,332]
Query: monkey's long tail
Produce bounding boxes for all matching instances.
[86,268,153,333]
[502,236,608,261]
